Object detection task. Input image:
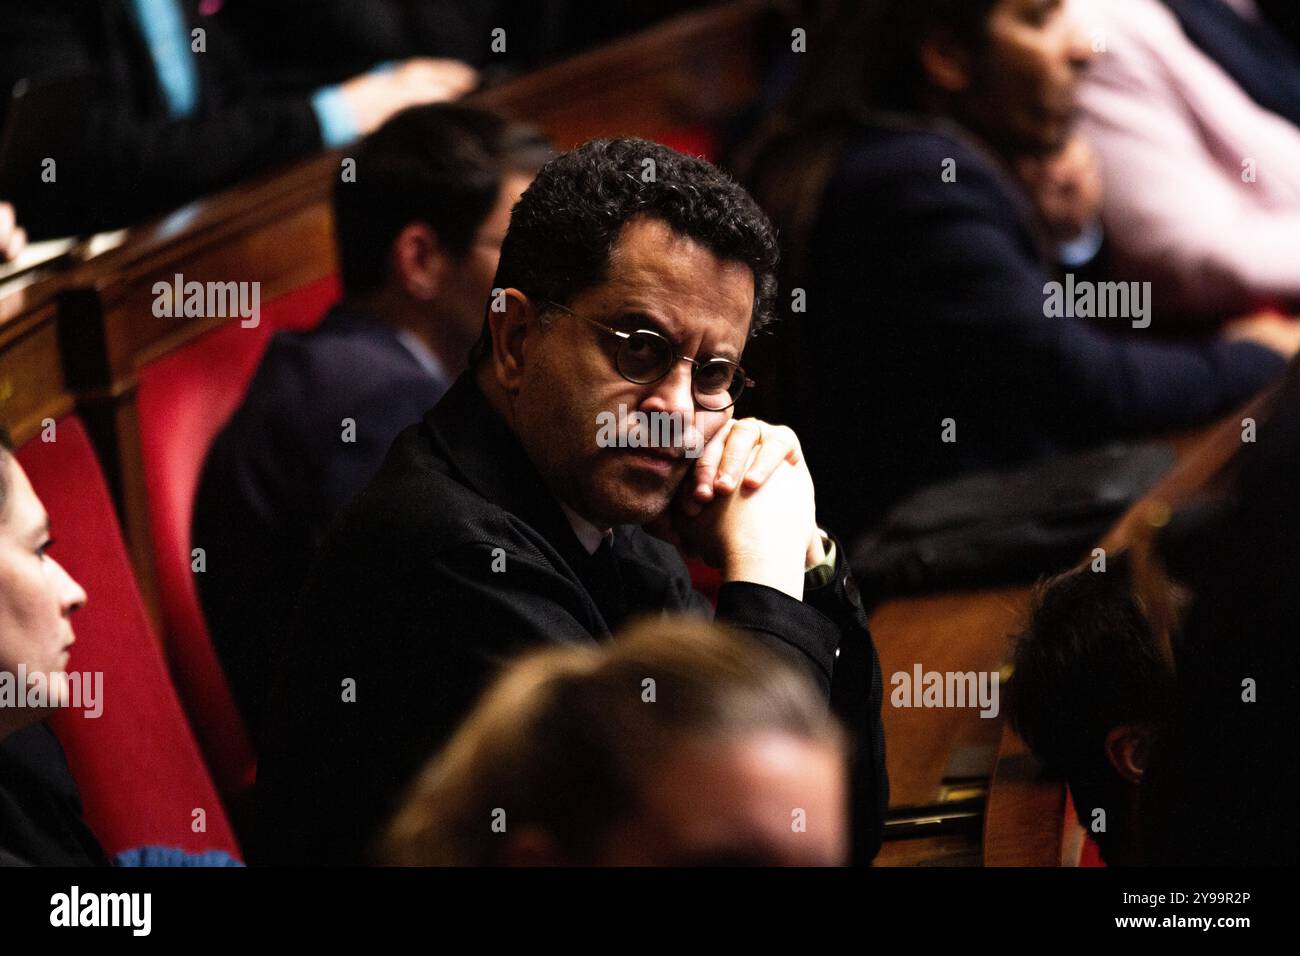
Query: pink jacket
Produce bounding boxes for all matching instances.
[1076,0,1300,319]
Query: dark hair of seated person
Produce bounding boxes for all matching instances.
[1005,550,1177,865]
[332,102,554,299]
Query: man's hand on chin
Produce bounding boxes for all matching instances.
[643,417,824,601]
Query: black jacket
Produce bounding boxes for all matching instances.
[255,373,887,865]
[216,0,710,92]
[194,307,450,742]
[0,724,108,867]
[218,0,523,91]
[0,0,327,238]
[1257,0,1300,53]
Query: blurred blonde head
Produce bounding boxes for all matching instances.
[385,615,847,866]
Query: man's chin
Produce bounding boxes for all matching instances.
[587,479,680,528]
[589,494,673,529]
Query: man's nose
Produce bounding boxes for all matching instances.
[640,358,696,419]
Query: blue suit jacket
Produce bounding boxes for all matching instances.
[193,307,449,739]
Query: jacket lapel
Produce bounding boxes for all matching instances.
[423,374,615,624]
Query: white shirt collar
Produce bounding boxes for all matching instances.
[394,329,449,384]
[559,502,614,556]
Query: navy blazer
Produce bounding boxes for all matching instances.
[765,117,1286,543]
[193,307,449,741]
[255,373,888,865]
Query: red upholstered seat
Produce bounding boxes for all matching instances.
[657,126,718,162]
[1063,786,1106,867]
[134,274,339,825]
[1079,833,1105,867]
[686,558,721,607]
[17,417,240,859]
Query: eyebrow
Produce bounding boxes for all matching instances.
[607,308,675,336]
[612,308,742,363]
[26,515,50,543]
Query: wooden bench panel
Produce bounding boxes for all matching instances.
[0,299,75,444]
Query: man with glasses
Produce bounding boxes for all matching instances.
[256,138,887,866]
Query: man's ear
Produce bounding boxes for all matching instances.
[919,29,974,94]
[1103,724,1156,785]
[487,288,536,394]
[391,222,447,301]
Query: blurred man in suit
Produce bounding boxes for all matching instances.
[193,104,551,740]
[0,0,477,238]
[256,138,887,866]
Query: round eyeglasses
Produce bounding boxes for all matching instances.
[540,300,755,411]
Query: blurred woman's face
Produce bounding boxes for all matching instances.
[0,455,86,726]
[951,0,1094,156]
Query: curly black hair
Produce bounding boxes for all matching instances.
[472,137,779,365]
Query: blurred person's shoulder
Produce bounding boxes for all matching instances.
[247,308,444,437]
[318,377,558,569]
[828,114,1020,219]
[259,308,434,405]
